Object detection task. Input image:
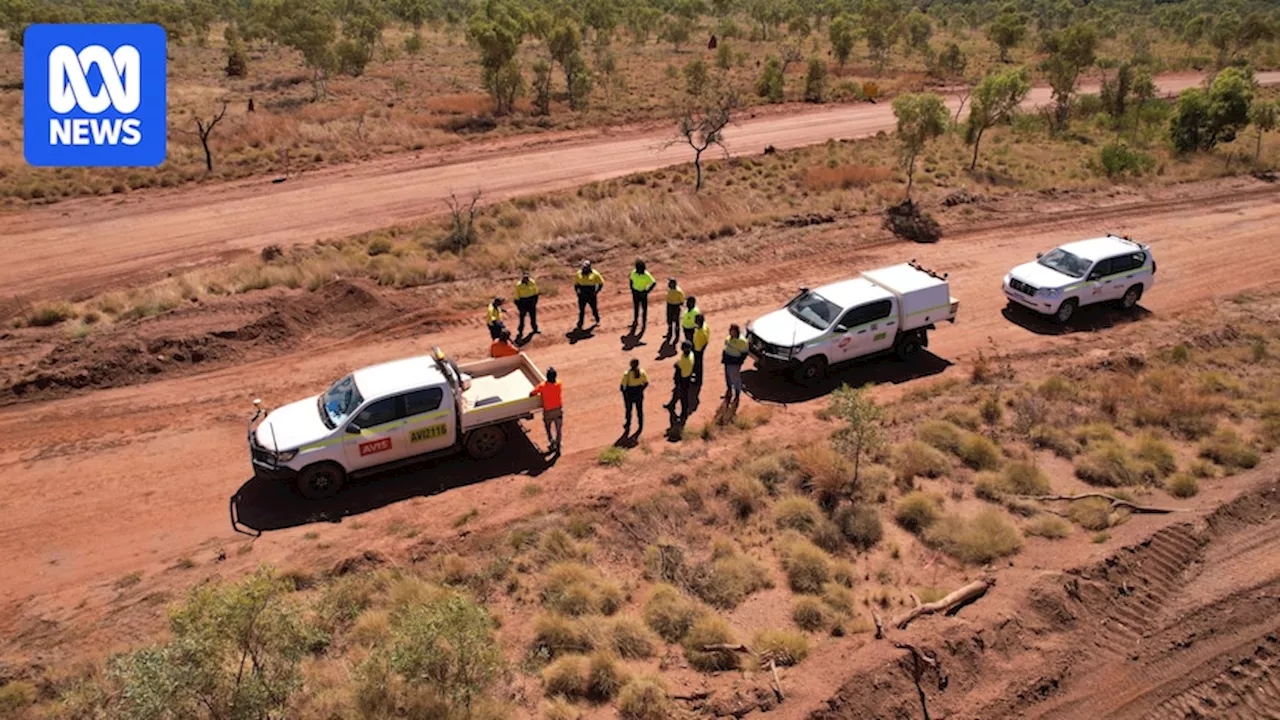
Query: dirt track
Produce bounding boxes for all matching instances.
[4,71,1277,301]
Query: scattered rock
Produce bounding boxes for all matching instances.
[781,212,835,228]
[883,199,942,243]
[942,188,984,207]
[330,550,387,577]
[1253,170,1278,183]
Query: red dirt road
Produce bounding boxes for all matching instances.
[5,72,1276,301]
[2,178,1278,658]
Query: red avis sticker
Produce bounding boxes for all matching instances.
[359,437,392,456]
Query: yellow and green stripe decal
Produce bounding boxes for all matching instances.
[300,408,451,453]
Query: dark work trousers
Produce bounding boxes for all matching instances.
[669,376,692,422]
[683,327,695,345]
[516,298,538,335]
[631,290,649,330]
[577,290,600,328]
[693,349,705,384]
[665,304,681,338]
[487,321,504,340]
[623,388,645,431]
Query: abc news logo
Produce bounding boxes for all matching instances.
[24,24,167,167]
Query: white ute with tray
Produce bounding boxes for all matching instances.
[746,262,959,385]
[248,348,547,499]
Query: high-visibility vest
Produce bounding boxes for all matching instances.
[666,287,685,305]
[681,307,702,329]
[575,270,604,288]
[676,353,695,378]
[630,271,656,292]
[724,336,749,357]
[514,280,539,300]
[620,369,649,388]
[693,323,710,351]
[486,304,502,324]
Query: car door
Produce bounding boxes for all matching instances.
[342,397,405,471]
[833,299,896,362]
[400,386,457,458]
[1083,258,1114,306]
[1107,251,1147,299]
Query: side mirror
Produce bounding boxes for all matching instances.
[346,424,362,435]
[836,324,849,333]
[1035,251,1044,259]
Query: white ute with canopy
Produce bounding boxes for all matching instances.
[248,348,547,499]
[746,262,959,385]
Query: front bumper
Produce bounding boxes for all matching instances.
[747,332,799,369]
[252,459,298,481]
[248,408,299,481]
[1003,283,1060,315]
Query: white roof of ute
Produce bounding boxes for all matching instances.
[813,277,893,309]
[352,355,445,400]
[862,263,948,294]
[1058,236,1143,262]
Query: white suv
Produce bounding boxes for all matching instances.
[1003,235,1156,323]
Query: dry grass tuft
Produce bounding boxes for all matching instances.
[753,629,810,666]
[1030,425,1082,458]
[796,443,854,499]
[682,617,740,672]
[775,496,824,533]
[1199,429,1261,470]
[895,492,943,533]
[609,616,659,660]
[1074,443,1157,487]
[543,655,590,698]
[1024,515,1071,539]
[1135,433,1178,477]
[916,420,965,453]
[644,585,701,643]
[1165,472,1199,498]
[727,475,769,519]
[617,676,675,720]
[923,509,1023,564]
[778,536,833,593]
[1067,497,1115,531]
[792,596,830,631]
[689,549,773,609]
[835,504,883,551]
[893,440,952,482]
[958,433,1003,470]
[532,614,598,659]
[802,163,892,191]
[541,563,622,616]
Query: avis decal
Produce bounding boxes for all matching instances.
[410,424,447,443]
[359,437,393,456]
[837,336,853,349]
[874,332,888,341]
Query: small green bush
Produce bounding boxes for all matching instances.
[1024,515,1071,539]
[543,655,589,698]
[893,440,952,480]
[754,629,810,665]
[618,676,675,720]
[958,433,1002,470]
[835,504,883,551]
[895,492,942,533]
[778,537,832,593]
[792,596,829,631]
[610,616,658,659]
[728,475,768,519]
[924,509,1023,564]
[1067,497,1113,530]
[644,585,700,643]
[1094,142,1155,178]
[917,420,965,453]
[598,447,627,467]
[683,617,740,671]
[1135,433,1178,477]
[1075,444,1157,486]
[1165,472,1199,498]
[1199,429,1260,470]
[775,496,824,532]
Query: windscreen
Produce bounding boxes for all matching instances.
[786,290,840,330]
[1037,248,1090,279]
[319,375,364,429]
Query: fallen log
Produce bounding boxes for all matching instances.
[701,643,749,653]
[768,658,784,703]
[1021,493,1186,515]
[892,578,994,630]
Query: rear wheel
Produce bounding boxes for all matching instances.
[794,355,828,386]
[297,462,345,500]
[895,331,924,361]
[465,425,508,460]
[1121,284,1144,310]
[1053,299,1078,324]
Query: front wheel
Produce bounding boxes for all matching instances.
[297,462,346,500]
[1120,284,1143,310]
[1053,299,1078,324]
[465,425,508,460]
[895,331,924,361]
[794,355,828,386]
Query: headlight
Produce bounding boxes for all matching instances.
[1039,287,1063,298]
[275,449,298,462]
[1003,274,1011,285]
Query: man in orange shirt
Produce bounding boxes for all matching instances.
[490,330,519,358]
[529,367,563,453]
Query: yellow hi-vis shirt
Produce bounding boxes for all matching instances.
[620,369,650,388]
[681,306,702,329]
[630,270,656,292]
[676,353,695,379]
[693,323,711,351]
[575,270,604,288]
[486,303,502,323]
[666,286,685,305]
[514,279,539,299]
[724,335,749,357]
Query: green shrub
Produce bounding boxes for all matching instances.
[598,447,627,467]
[835,504,883,551]
[958,433,1002,470]
[728,475,768,519]
[644,585,700,642]
[1067,497,1113,530]
[541,563,622,616]
[587,652,625,702]
[792,596,829,631]
[683,617,740,671]
[532,614,596,658]
[543,655,589,698]
[1030,425,1081,458]
[754,629,810,665]
[923,509,1023,564]
[1135,433,1178,477]
[618,676,675,720]
[1165,472,1199,498]
[775,496,824,532]
[1000,461,1051,495]
[1199,429,1261,470]
[610,616,658,659]
[893,440,951,480]
[690,552,773,609]
[1094,142,1155,178]
[1075,444,1157,486]
[1024,515,1071,539]
[917,420,965,453]
[778,537,832,593]
[895,491,942,533]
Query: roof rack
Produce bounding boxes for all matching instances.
[907,258,949,281]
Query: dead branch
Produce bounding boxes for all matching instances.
[872,610,886,640]
[1022,493,1186,515]
[193,101,229,173]
[768,658,784,703]
[607,509,651,546]
[892,578,993,630]
[894,642,947,720]
[702,643,749,653]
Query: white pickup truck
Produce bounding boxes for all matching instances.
[747,262,959,385]
[1002,234,1156,323]
[248,348,547,499]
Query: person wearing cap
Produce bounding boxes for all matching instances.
[530,367,563,453]
[681,295,702,345]
[691,313,710,385]
[663,342,696,424]
[574,260,605,330]
[619,358,649,436]
[722,323,749,403]
[629,259,657,336]
[485,297,506,340]
[514,272,540,337]
[664,278,685,341]
[490,330,519,358]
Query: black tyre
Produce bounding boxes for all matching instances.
[465,425,508,460]
[895,331,923,361]
[297,462,345,500]
[1053,299,1078,324]
[794,355,828,386]
[1121,284,1143,310]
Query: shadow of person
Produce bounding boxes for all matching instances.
[566,326,596,344]
[613,433,639,449]
[515,333,535,347]
[621,332,647,351]
[655,339,677,360]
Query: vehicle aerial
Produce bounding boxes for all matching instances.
[248,348,547,499]
[746,262,959,385]
[1003,234,1156,324]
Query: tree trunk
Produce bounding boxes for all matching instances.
[201,135,213,172]
[969,126,984,170]
[904,154,916,199]
[694,148,704,192]
[1258,129,1265,161]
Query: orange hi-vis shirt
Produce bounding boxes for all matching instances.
[530,380,563,410]
[490,340,519,358]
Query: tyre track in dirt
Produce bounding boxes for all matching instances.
[4,72,1277,302]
